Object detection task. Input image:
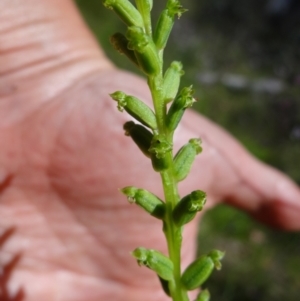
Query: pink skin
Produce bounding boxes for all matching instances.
[0,1,299,300]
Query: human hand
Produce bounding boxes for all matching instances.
[0,1,299,300]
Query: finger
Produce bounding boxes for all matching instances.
[181,110,300,231]
[227,160,300,231]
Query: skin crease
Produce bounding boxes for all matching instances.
[0,0,300,300]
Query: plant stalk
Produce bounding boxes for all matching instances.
[161,166,189,301]
[148,71,189,301]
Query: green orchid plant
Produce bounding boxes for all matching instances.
[102,1,224,300]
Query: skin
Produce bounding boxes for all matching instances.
[0,0,299,300]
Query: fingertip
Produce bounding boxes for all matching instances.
[253,199,300,231]
[276,179,300,207]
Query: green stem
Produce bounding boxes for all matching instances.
[148,75,165,132]
[148,71,189,301]
[143,13,152,36]
[161,158,189,301]
[135,0,152,36]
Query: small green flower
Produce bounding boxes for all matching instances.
[154,0,187,50]
[127,26,161,75]
[173,190,206,226]
[123,121,153,158]
[148,134,172,171]
[181,250,224,290]
[110,32,139,66]
[121,186,166,219]
[173,138,202,182]
[149,134,173,159]
[135,0,153,35]
[167,0,188,18]
[132,247,174,281]
[102,0,144,28]
[181,255,214,290]
[110,91,157,130]
[163,61,184,103]
[166,86,196,132]
[208,249,225,270]
[195,289,210,301]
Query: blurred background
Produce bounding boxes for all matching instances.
[75,0,300,300]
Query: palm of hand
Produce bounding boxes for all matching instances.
[0,69,209,301]
[0,64,299,301]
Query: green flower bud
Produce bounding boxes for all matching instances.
[195,289,210,301]
[181,255,214,290]
[121,186,166,219]
[173,190,206,226]
[126,26,161,75]
[126,26,148,51]
[136,0,153,11]
[135,0,153,35]
[151,154,169,172]
[208,249,225,270]
[153,1,187,50]
[110,91,157,130]
[153,9,173,51]
[123,121,152,158]
[149,134,172,159]
[167,0,188,18]
[181,250,224,291]
[166,86,196,132]
[103,0,144,28]
[163,61,184,104]
[132,247,174,281]
[120,186,138,199]
[173,138,202,182]
[158,276,171,297]
[149,134,172,172]
[110,33,139,67]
